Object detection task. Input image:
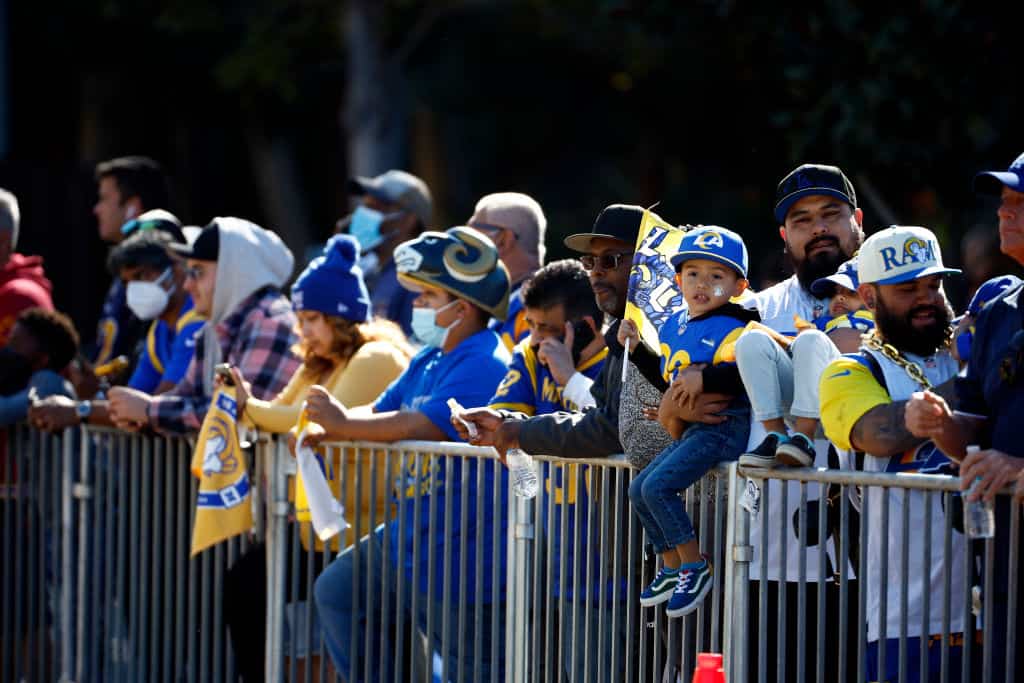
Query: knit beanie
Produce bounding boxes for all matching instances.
[291,234,371,322]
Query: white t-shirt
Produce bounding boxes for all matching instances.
[747,275,835,582]
[838,347,967,642]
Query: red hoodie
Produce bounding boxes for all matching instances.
[0,253,53,345]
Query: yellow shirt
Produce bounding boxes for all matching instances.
[243,340,409,550]
[818,355,891,451]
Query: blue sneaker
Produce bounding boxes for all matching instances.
[665,556,713,618]
[639,566,681,607]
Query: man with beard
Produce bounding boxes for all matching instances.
[820,225,968,683]
[734,163,864,682]
[902,153,1024,681]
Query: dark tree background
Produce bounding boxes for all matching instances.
[1,0,1021,338]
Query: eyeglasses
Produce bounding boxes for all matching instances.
[185,266,204,281]
[579,252,632,271]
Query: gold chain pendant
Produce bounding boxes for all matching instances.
[862,331,933,390]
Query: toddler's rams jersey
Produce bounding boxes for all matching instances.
[658,308,746,383]
[489,341,607,415]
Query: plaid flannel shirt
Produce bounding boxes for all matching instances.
[148,286,301,435]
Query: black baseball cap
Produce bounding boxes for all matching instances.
[168,221,219,261]
[563,204,644,253]
[774,164,857,223]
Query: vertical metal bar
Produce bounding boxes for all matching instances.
[288,508,300,683]
[920,491,932,683]
[961,500,973,683]
[213,542,225,683]
[379,447,395,682]
[151,439,165,683]
[391,449,408,683]
[81,429,98,682]
[899,489,910,683]
[175,439,188,683]
[1007,499,1020,683]
[583,465,597,683]
[758,480,769,683]
[611,466,624,682]
[723,463,750,682]
[1,428,13,683]
[571,463,584,682]
[408,450,423,683]
[711,472,725,653]
[777,482,789,683]
[457,451,470,683]
[558,463,569,683]
[596,465,610,683]
[440,455,454,683]
[838,484,850,683]
[490,457,501,683]
[472,452,484,683]
[858,486,870,683]
[816,480,827,683]
[529,467,543,683]
[940,491,952,683]
[625,467,637,683]
[983,530,995,682]
[877,486,890,683]
[424,451,439,683]
[138,436,153,675]
[162,439,174,682]
[60,429,75,681]
[796,481,807,683]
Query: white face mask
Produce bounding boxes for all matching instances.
[126,268,175,320]
[410,300,461,348]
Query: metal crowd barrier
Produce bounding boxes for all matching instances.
[5,421,1023,683]
[730,464,1022,683]
[1,424,261,683]
[261,440,736,683]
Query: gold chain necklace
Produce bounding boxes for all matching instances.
[861,331,934,390]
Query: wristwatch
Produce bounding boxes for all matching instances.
[76,400,92,423]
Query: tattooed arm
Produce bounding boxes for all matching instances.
[849,401,927,457]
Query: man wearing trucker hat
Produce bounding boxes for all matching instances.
[820,225,968,683]
[308,225,511,682]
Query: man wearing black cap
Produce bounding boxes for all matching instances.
[903,153,1024,680]
[107,217,301,435]
[453,204,721,459]
[343,169,433,335]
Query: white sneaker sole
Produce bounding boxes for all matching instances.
[738,453,776,469]
[639,586,676,607]
[665,578,713,618]
[776,444,814,467]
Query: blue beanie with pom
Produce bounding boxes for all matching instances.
[291,234,371,322]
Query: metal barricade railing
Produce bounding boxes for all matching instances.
[2,424,265,683]
[262,439,738,683]
[728,464,1022,683]
[263,438,511,683]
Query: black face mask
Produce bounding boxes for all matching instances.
[532,319,597,368]
[0,348,33,395]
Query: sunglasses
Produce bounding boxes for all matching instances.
[579,252,632,271]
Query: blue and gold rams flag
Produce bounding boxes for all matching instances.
[190,385,253,556]
[624,209,688,353]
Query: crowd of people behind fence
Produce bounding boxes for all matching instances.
[3,152,1024,681]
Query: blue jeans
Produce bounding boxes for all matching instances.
[629,409,749,553]
[314,525,503,682]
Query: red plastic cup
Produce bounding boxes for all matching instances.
[692,652,725,682]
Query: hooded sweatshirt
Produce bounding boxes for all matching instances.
[0,254,53,345]
[148,218,302,435]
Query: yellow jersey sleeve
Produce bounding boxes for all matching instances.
[819,356,891,451]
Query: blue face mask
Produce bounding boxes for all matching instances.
[348,206,402,252]
[411,300,460,348]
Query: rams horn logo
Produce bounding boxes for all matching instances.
[201,416,238,476]
[902,237,929,263]
[694,231,724,250]
[443,227,498,283]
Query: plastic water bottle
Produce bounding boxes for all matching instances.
[964,445,995,539]
[506,448,539,499]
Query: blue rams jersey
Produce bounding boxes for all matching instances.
[93,279,147,365]
[813,309,875,335]
[127,297,204,392]
[657,309,746,383]
[489,284,528,352]
[488,341,607,415]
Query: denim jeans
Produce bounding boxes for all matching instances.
[629,408,750,553]
[314,524,504,682]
